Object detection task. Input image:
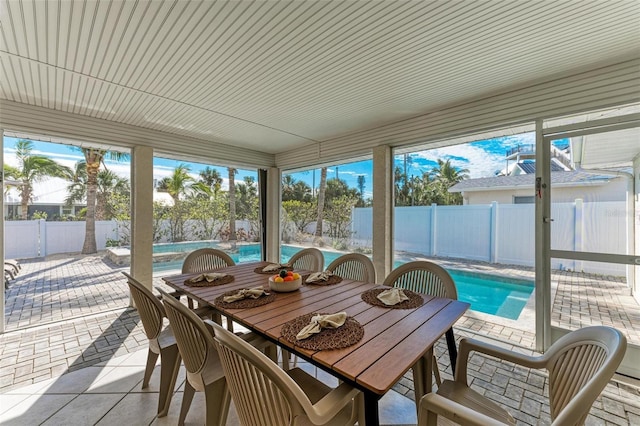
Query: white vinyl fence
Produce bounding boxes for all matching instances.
[3,219,256,259]
[4,201,630,276]
[5,220,119,258]
[352,200,629,276]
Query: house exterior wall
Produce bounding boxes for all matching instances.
[462,177,627,205]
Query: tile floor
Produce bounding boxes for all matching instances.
[0,346,418,426]
[2,253,639,425]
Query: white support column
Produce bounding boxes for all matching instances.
[130,146,154,294]
[372,145,393,281]
[1,128,5,333]
[265,167,281,263]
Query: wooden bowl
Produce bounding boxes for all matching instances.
[268,275,302,292]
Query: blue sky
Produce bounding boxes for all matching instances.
[4,132,546,200]
[287,133,538,199]
[2,137,259,190]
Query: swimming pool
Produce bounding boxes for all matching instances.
[152,242,533,320]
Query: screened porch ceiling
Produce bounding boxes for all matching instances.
[1,0,639,162]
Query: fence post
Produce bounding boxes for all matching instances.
[574,198,584,272]
[430,203,437,256]
[39,219,47,257]
[490,201,498,263]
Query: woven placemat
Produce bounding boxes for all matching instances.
[281,313,364,351]
[361,288,424,309]
[302,274,343,286]
[184,275,234,287]
[214,288,276,309]
[253,265,293,274]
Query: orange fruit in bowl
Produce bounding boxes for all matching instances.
[283,276,294,282]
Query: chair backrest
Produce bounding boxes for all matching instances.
[123,272,165,340]
[288,248,324,272]
[160,289,220,376]
[382,261,457,299]
[544,326,626,425]
[326,253,376,283]
[182,248,235,274]
[211,321,319,426]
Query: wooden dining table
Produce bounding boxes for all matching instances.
[162,261,470,426]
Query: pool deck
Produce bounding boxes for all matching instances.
[1,252,639,425]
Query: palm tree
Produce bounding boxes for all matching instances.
[356,175,366,206]
[80,148,128,254]
[7,140,72,220]
[199,166,223,195]
[227,167,237,248]
[313,167,327,244]
[430,159,469,205]
[156,164,195,242]
[66,163,130,220]
[157,164,194,205]
[281,175,297,201]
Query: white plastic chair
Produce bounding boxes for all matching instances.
[288,247,324,272]
[182,247,236,331]
[160,289,275,426]
[211,320,362,426]
[182,248,235,273]
[418,326,627,426]
[326,253,376,283]
[123,272,181,417]
[383,261,458,389]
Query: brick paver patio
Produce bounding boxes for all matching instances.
[1,253,639,424]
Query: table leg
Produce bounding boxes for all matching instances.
[424,347,433,394]
[445,328,457,375]
[363,391,380,426]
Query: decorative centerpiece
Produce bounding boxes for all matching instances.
[268,269,302,292]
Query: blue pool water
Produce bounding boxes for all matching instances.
[152,242,533,320]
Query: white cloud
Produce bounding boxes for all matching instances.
[412,144,505,179]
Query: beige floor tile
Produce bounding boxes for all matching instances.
[86,366,145,394]
[0,394,76,426]
[18,366,115,395]
[95,392,159,426]
[0,393,31,416]
[41,393,124,426]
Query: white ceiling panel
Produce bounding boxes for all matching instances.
[1,0,639,154]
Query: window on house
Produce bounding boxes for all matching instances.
[514,196,535,204]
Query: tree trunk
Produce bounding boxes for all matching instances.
[20,183,31,220]
[95,193,106,221]
[314,167,327,244]
[81,154,101,254]
[228,168,237,250]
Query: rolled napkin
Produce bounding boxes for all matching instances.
[377,288,410,306]
[223,287,269,303]
[262,263,290,272]
[185,273,228,285]
[305,271,334,283]
[296,312,347,340]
